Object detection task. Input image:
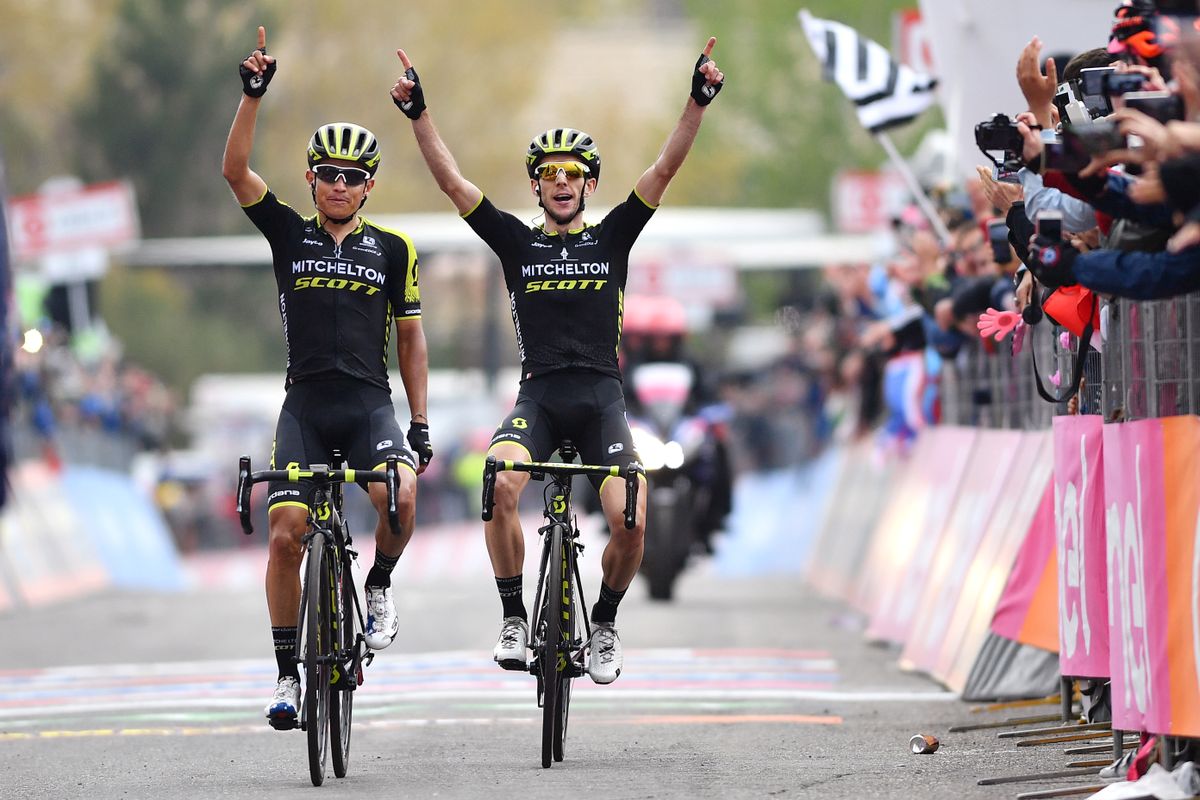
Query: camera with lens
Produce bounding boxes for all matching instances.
[975,113,1025,183]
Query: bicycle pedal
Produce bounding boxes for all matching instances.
[267,714,298,732]
[496,657,529,672]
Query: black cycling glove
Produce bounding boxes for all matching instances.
[393,67,426,120]
[406,421,433,469]
[690,54,723,106]
[239,49,276,97]
[1027,236,1080,289]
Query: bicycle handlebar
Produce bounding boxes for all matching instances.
[480,455,643,530]
[236,454,403,537]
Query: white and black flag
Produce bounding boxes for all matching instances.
[798,9,938,133]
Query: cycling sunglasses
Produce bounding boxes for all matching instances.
[313,164,372,187]
[534,161,591,180]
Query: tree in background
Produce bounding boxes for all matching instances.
[683,0,942,213]
[72,0,274,237]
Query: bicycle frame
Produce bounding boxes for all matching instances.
[481,449,642,767]
[235,454,402,784]
[528,473,590,684]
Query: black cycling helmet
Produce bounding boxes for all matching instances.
[526,128,600,183]
[307,122,382,176]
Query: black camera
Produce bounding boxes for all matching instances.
[975,113,1024,153]
[975,113,1025,182]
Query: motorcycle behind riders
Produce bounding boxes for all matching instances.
[617,295,733,600]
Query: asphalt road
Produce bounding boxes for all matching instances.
[0,530,1099,800]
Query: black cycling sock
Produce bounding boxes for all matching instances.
[591,582,626,625]
[272,626,299,680]
[366,550,400,588]
[496,574,526,620]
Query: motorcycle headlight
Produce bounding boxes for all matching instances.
[663,441,685,470]
[631,427,667,471]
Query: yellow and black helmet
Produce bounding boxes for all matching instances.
[525,127,600,183]
[307,122,382,175]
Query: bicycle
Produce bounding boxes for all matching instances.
[481,441,642,768]
[236,452,403,786]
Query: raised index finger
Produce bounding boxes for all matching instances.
[703,36,716,57]
[257,26,266,52]
[397,48,413,70]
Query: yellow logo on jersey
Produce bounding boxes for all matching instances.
[525,279,608,293]
[295,276,382,295]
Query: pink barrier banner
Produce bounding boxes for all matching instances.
[941,430,1053,691]
[1053,415,1110,679]
[1103,419,1170,734]
[852,433,939,616]
[866,426,975,645]
[901,429,1023,676]
[991,478,1059,652]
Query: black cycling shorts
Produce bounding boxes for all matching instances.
[490,369,638,489]
[267,377,416,512]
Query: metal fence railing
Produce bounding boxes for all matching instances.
[943,292,1200,429]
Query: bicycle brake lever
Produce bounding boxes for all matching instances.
[623,462,641,530]
[237,455,254,535]
[385,455,402,536]
[481,455,497,522]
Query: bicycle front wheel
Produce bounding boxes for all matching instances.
[553,534,578,763]
[329,554,356,779]
[304,539,332,786]
[541,523,567,769]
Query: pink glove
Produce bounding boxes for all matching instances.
[1049,369,1062,387]
[1059,331,1072,349]
[1011,320,1027,355]
[977,308,1020,341]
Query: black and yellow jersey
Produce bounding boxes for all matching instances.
[242,189,421,391]
[463,190,656,381]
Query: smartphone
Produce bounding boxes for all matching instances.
[1080,67,1116,97]
[986,220,1012,263]
[1124,91,1185,123]
[1036,210,1063,242]
[1063,120,1126,156]
[1104,72,1147,96]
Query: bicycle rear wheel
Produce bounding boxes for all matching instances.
[304,539,332,787]
[329,554,357,779]
[541,523,566,769]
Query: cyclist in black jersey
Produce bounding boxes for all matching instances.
[223,26,433,728]
[391,37,724,684]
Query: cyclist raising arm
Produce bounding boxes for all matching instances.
[223,25,433,729]
[391,38,723,684]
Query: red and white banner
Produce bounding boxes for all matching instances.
[7,180,139,261]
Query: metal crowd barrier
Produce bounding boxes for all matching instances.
[942,292,1200,428]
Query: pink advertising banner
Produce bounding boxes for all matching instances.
[1102,419,1171,734]
[866,426,976,645]
[1053,415,1110,679]
[901,429,1023,676]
